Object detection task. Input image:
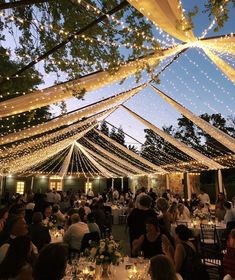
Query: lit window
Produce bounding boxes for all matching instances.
[49,180,63,191]
[16,181,25,194]
[85,182,92,193]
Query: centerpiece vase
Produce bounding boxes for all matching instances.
[101,263,111,279]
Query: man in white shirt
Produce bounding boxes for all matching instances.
[224,201,235,224]
[198,190,210,206]
[46,189,55,204]
[54,191,61,204]
[63,213,89,251]
[87,188,94,199]
[113,188,119,200]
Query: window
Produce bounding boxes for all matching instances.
[49,180,63,191]
[85,182,92,193]
[16,181,25,194]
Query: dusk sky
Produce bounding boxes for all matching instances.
[4,1,235,146]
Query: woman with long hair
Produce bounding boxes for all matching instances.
[0,235,33,280]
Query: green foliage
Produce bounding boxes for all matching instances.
[100,121,109,136]
[0,0,159,83]
[0,47,51,135]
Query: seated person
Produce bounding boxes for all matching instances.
[162,225,208,280]
[87,213,101,237]
[168,202,178,224]
[193,202,209,217]
[33,243,68,280]
[227,228,235,248]
[0,236,33,280]
[150,254,183,280]
[177,204,190,221]
[132,217,171,259]
[28,212,51,252]
[223,230,235,278]
[63,213,89,251]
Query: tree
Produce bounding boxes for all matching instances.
[116,126,125,146]
[198,113,233,154]
[173,116,201,149]
[128,145,139,154]
[0,0,159,85]
[100,121,109,136]
[0,47,51,136]
[110,127,117,141]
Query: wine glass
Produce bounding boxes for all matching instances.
[137,251,144,263]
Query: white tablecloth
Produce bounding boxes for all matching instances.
[171,221,226,237]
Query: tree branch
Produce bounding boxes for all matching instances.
[0,0,53,10]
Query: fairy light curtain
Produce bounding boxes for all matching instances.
[122,105,224,170]
[1,125,95,175]
[58,143,75,177]
[83,137,149,175]
[0,44,188,118]
[0,84,144,145]
[82,144,136,177]
[0,109,112,157]
[94,128,166,174]
[150,84,235,153]
[75,142,115,178]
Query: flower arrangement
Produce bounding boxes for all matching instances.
[42,215,57,229]
[89,237,122,265]
[193,212,209,221]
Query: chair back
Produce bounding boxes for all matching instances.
[80,231,100,252]
[200,223,219,244]
[176,221,188,227]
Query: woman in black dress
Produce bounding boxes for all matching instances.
[132,217,171,259]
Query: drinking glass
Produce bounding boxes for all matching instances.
[137,251,144,263]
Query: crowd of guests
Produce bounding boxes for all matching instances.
[0,186,235,280]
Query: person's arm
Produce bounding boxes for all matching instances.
[132,235,144,256]
[19,265,33,280]
[174,244,186,272]
[63,227,71,243]
[161,234,174,259]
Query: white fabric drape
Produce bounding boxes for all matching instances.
[217,169,223,193]
[0,108,112,156]
[81,144,135,177]
[122,105,223,170]
[127,0,196,42]
[1,125,95,174]
[0,44,188,117]
[200,35,235,56]
[151,84,235,153]
[75,142,115,178]
[58,143,74,177]
[94,128,166,174]
[83,137,149,175]
[202,47,235,84]
[0,84,143,145]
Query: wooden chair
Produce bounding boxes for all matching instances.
[80,231,100,252]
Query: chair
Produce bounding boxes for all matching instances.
[176,221,188,227]
[200,223,220,246]
[80,232,100,252]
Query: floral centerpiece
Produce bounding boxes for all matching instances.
[89,237,122,265]
[193,212,210,221]
[88,237,122,279]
